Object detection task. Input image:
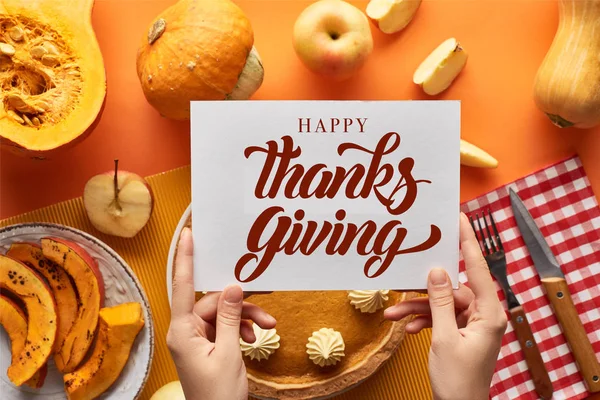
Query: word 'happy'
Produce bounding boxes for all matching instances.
[236,131,441,283]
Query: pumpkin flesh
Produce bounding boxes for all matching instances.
[0,255,57,386]
[0,294,48,388]
[64,302,145,400]
[0,0,106,154]
[41,237,105,373]
[7,242,79,354]
[533,0,600,128]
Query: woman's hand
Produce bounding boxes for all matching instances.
[384,213,507,400]
[167,227,277,400]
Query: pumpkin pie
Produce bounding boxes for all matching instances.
[174,216,416,399]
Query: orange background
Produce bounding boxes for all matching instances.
[2,0,600,219]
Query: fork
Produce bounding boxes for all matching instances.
[469,210,553,400]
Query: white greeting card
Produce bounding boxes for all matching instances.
[191,100,460,291]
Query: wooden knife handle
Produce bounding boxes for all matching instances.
[509,306,553,399]
[542,277,600,392]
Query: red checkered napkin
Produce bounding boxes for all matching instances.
[459,156,600,400]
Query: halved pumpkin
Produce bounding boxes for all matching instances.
[0,0,106,158]
[41,237,105,373]
[0,294,48,388]
[64,302,145,400]
[7,242,79,353]
[0,255,57,386]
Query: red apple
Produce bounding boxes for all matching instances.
[293,0,374,81]
[83,160,154,238]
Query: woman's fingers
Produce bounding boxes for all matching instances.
[460,213,500,310]
[384,297,431,321]
[240,320,256,343]
[171,228,196,319]
[454,282,475,308]
[405,316,432,333]
[239,303,277,329]
[384,283,474,321]
[427,269,459,341]
[215,286,244,355]
[194,294,276,329]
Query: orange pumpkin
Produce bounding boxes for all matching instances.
[136,0,264,120]
[0,0,106,159]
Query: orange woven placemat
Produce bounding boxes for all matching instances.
[0,166,433,400]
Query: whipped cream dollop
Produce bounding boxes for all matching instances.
[348,290,390,313]
[240,324,280,361]
[306,328,345,367]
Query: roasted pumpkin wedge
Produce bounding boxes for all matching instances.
[64,302,145,400]
[41,237,105,373]
[0,0,106,158]
[0,255,57,386]
[7,242,79,353]
[0,294,48,388]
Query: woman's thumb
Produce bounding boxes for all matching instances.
[427,268,458,339]
[215,285,244,352]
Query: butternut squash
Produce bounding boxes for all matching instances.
[7,242,79,354]
[64,302,145,400]
[533,0,600,128]
[0,294,48,388]
[0,0,106,158]
[0,255,57,386]
[41,237,105,373]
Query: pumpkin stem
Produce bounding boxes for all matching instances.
[113,159,122,212]
[546,113,574,128]
[148,19,166,45]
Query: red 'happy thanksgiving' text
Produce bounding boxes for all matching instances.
[236,131,441,283]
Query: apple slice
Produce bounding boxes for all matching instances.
[0,294,48,388]
[413,38,468,95]
[0,255,57,386]
[366,0,421,34]
[41,237,105,373]
[460,139,498,168]
[7,242,79,354]
[84,160,154,238]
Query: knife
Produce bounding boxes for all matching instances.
[510,188,600,392]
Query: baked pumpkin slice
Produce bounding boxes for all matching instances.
[0,294,48,388]
[7,242,79,353]
[63,302,145,400]
[41,237,105,373]
[0,255,57,386]
[0,0,106,158]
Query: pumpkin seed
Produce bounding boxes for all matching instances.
[187,61,196,71]
[9,26,24,42]
[7,110,24,124]
[35,100,50,112]
[147,74,152,82]
[42,41,59,55]
[22,114,34,127]
[31,116,41,127]
[8,94,39,114]
[41,54,60,67]
[0,42,15,56]
[148,18,166,45]
[30,46,48,59]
